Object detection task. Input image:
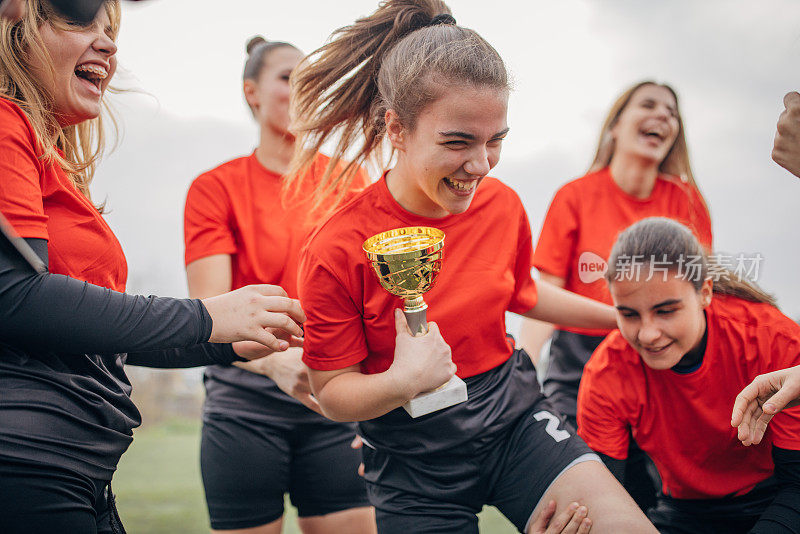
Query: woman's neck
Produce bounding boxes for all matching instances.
[673,313,708,373]
[608,154,659,199]
[254,126,294,175]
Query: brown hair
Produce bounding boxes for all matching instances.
[286,0,507,208]
[243,35,298,82]
[606,217,775,306]
[589,81,707,209]
[0,0,120,209]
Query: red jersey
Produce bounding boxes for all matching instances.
[534,167,712,335]
[577,295,800,499]
[0,98,126,291]
[184,152,369,297]
[298,173,538,378]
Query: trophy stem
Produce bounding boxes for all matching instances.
[403,296,428,336]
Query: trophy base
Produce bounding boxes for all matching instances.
[403,376,468,418]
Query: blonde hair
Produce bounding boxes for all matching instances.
[606,218,775,306]
[588,81,707,206]
[286,0,507,209]
[0,0,120,209]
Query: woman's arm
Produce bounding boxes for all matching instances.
[308,310,455,422]
[0,239,304,356]
[522,278,617,331]
[518,273,564,365]
[186,254,317,409]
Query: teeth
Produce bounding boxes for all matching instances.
[444,177,475,192]
[75,64,108,79]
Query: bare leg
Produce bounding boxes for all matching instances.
[211,517,282,534]
[527,461,657,534]
[299,506,377,534]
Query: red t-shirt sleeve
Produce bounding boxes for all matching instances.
[0,101,49,239]
[533,185,578,279]
[577,342,632,459]
[508,203,538,314]
[765,327,800,450]
[299,250,368,371]
[184,174,236,265]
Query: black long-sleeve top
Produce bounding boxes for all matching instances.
[0,238,241,480]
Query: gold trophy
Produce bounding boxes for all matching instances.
[363,226,468,418]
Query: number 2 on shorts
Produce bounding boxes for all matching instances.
[534,411,571,443]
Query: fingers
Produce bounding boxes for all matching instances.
[731,385,758,427]
[394,308,412,337]
[351,435,363,449]
[543,502,577,534]
[253,329,290,353]
[761,384,798,415]
[556,505,589,534]
[530,500,557,532]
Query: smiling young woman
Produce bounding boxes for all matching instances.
[577,217,800,534]
[287,1,659,532]
[0,2,305,532]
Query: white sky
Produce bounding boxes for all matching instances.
[94,0,800,325]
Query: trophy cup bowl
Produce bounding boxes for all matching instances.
[362,226,467,418]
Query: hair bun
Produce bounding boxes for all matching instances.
[246,36,268,55]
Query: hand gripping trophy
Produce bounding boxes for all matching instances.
[363,226,468,418]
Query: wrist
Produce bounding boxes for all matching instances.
[384,363,418,402]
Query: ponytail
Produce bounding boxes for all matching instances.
[286,0,506,210]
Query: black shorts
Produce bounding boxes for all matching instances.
[200,413,369,530]
[358,350,599,534]
[0,457,117,534]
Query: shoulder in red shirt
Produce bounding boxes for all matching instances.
[577,295,800,499]
[534,167,712,335]
[0,98,127,291]
[298,173,538,378]
[184,152,369,297]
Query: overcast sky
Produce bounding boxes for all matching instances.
[92,0,800,328]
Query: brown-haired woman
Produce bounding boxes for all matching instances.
[290,1,658,532]
[0,2,305,532]
[577,217,800,533]
[184,36,375,534]
[519,81,713,510]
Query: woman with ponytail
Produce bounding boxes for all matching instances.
[577,217,800,533]
[184,36,374,534]
[291,1,657,532]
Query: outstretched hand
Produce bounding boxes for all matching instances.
[732,365,800,446]
[203,284,305,352]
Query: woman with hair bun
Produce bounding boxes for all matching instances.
[290,1,658,532]
[0,2,305,533]
[578,217,800,533]
[184,36,375,534]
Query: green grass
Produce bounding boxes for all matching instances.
[114,419,517,533]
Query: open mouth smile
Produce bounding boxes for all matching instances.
[74,63,108,92]
[443,176,478,194]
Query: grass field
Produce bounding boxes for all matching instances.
[114,418,518,533]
